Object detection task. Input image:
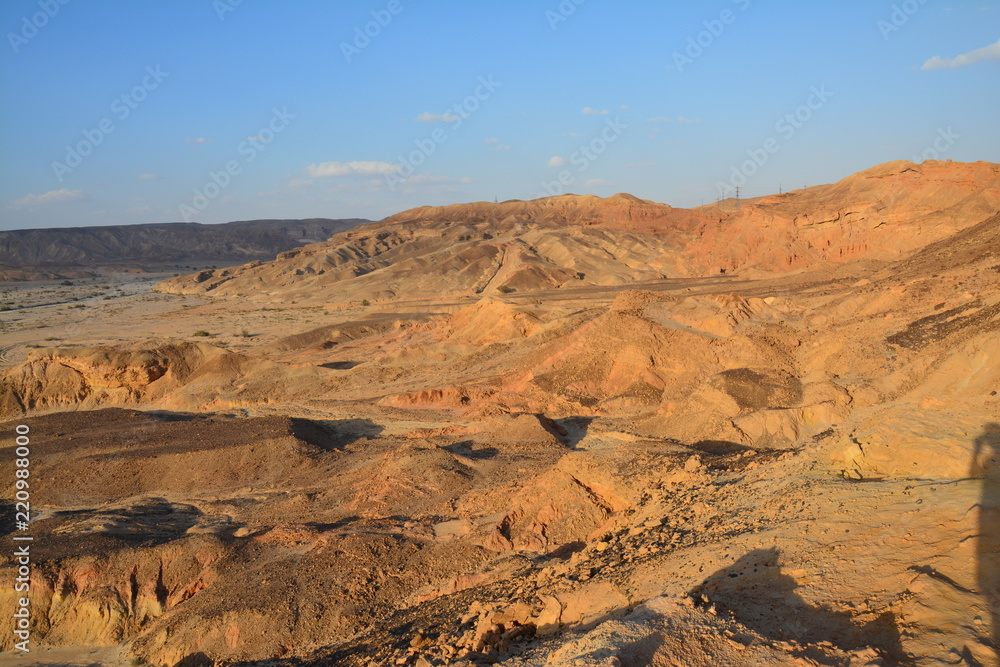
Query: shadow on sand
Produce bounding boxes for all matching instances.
[973,422,1000,666]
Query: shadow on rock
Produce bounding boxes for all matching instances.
[41,497,203,552]
[689,548,912,665]
[302,417,384,450]
[443,440,499,460]
[319,360,363,369]
[553,415,597,449]
[0,501,15,538]
[175,652,214,667]
[689,439,754,455]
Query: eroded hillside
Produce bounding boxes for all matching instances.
[156,160,1000,305]
[1,161,998,667]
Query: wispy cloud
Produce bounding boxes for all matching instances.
[138,173,159,180]
[582,107,610,116]
[320,179,385,195]
[306,161,401,177]
[645,115,700,123]
[585,178,611,187]
[405,173,476,185]
[548,156,567,167]
[415,111,460,123]
[7,188,86,209]
[392,173,478,195]
[185,137,212,144]
[484,137,511,151]
[921,38,1000,69]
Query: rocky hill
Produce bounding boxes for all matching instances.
[691,159,1000,274]
[157,160,1000,304]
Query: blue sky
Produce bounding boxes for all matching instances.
[1,0,998,230]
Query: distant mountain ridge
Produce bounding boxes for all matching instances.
[0,218,368,280]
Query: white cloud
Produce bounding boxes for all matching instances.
[7,188,86,209]
[415,111,460,123]
[484,137,500,143]
[677,116,699,123]
[645,116,671,122]
[922,38,1000,69]
[548,156,567,167]
[306,161,401,177]
[138,173,159,180]
[620,104,630,111]
[185,137,212,144]
[582,107,610,116]
[585,178,611,187]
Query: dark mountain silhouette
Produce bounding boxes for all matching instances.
[0,218,368,280]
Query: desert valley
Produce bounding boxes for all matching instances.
[0,158,998,667]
